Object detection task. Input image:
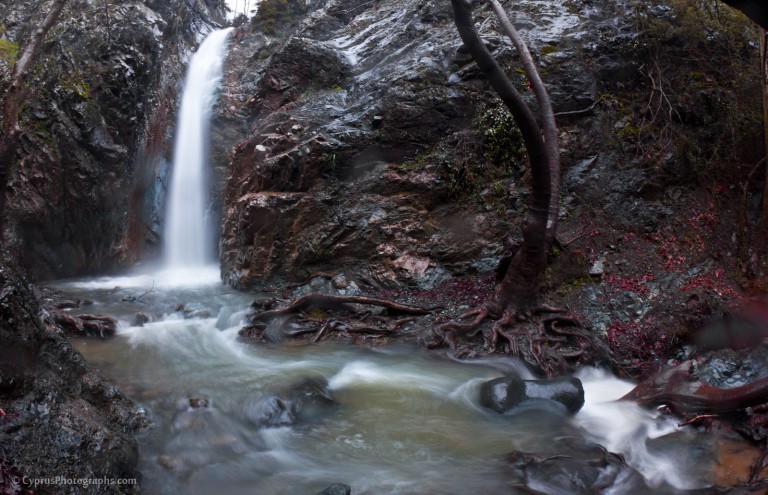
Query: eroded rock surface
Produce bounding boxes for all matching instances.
[0,255,148,494]
[216,0,670,290]
[0,0,225,279]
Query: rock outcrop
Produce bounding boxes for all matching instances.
[215,0,664,289]
[0,0,225,280]
[0,254,148,494]
[219,0,511,288]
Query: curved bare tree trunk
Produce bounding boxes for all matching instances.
[760,28,768,247]
[487,0,560,241]
[0,0,69,240]
[451,0,557,315]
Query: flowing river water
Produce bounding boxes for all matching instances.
[49,273,727,495]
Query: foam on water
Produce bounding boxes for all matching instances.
[328,360,459,395]
[65,265,221,290]
[575,367,700,489]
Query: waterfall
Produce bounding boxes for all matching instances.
[163,28,233,283]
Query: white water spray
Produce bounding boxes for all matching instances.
[163,28,233,284]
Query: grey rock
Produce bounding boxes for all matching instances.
[316,483,351,495]
[0,255,147,494]
[480,375,585,415]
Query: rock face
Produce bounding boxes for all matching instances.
[315,483,352,495]
[216,0,760,293]
[479,375,585,414]
[215,0,668,289]
[0,0,225,280]
[218,0,510,288]
[0,254,148,494]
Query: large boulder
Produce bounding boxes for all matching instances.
[479,375,585,415]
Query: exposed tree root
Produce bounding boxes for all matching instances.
[438,307,493,337]
[678,414,719,427]
[52,312,117,338]
[623,360,768,415]
[249,293,440,322]
[435,303,606,376]
[748,448,768,484]
[241,293,439,344]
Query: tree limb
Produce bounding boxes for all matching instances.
[249,293,440,321]
[487,0,560,240]
[0,0,70,239]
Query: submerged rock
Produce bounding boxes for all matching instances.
[479,375,585,415]
[506,442,653,495]
[315,483,351,495]
[175,303,214,319]
[244,376,337,427]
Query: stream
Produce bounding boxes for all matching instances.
[50,272,724,495]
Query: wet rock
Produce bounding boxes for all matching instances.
[2,0,226,280]
[251,36,350,116]
[188,397,210,409]
[289,376,337,423]
[244,376,337,427]
[506,441,655,495]
[588,259,604,277]
[217,0,652,291]
[219,0,498,289]
[479,375,585,415]
[133,312,150,327]
[54,299,79,309]
[332,273,349,289]
[246,396,295,427]
[175,303,213,319]
[693,347,768,390]
[158,454,183,471]
[262,315,294,344]
[316,483,351,495]
[0,255,147,494]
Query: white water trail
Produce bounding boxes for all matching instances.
[575,368,697,489]
[163,27,233,286]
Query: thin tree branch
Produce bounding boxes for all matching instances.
[487,0,560,240]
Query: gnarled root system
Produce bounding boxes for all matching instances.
[240,293,440,344]
[434,303,609,376]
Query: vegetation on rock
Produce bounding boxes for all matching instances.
[250,0,307,35]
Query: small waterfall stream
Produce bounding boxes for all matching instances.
[162,27,233,284]
[49,25,737,495]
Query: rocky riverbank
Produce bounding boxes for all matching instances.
[0,255,148,494]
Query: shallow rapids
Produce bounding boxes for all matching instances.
[52,275,721,494]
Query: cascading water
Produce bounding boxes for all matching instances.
[162,27,233,284]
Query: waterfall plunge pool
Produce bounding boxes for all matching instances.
[48,274,733,495]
